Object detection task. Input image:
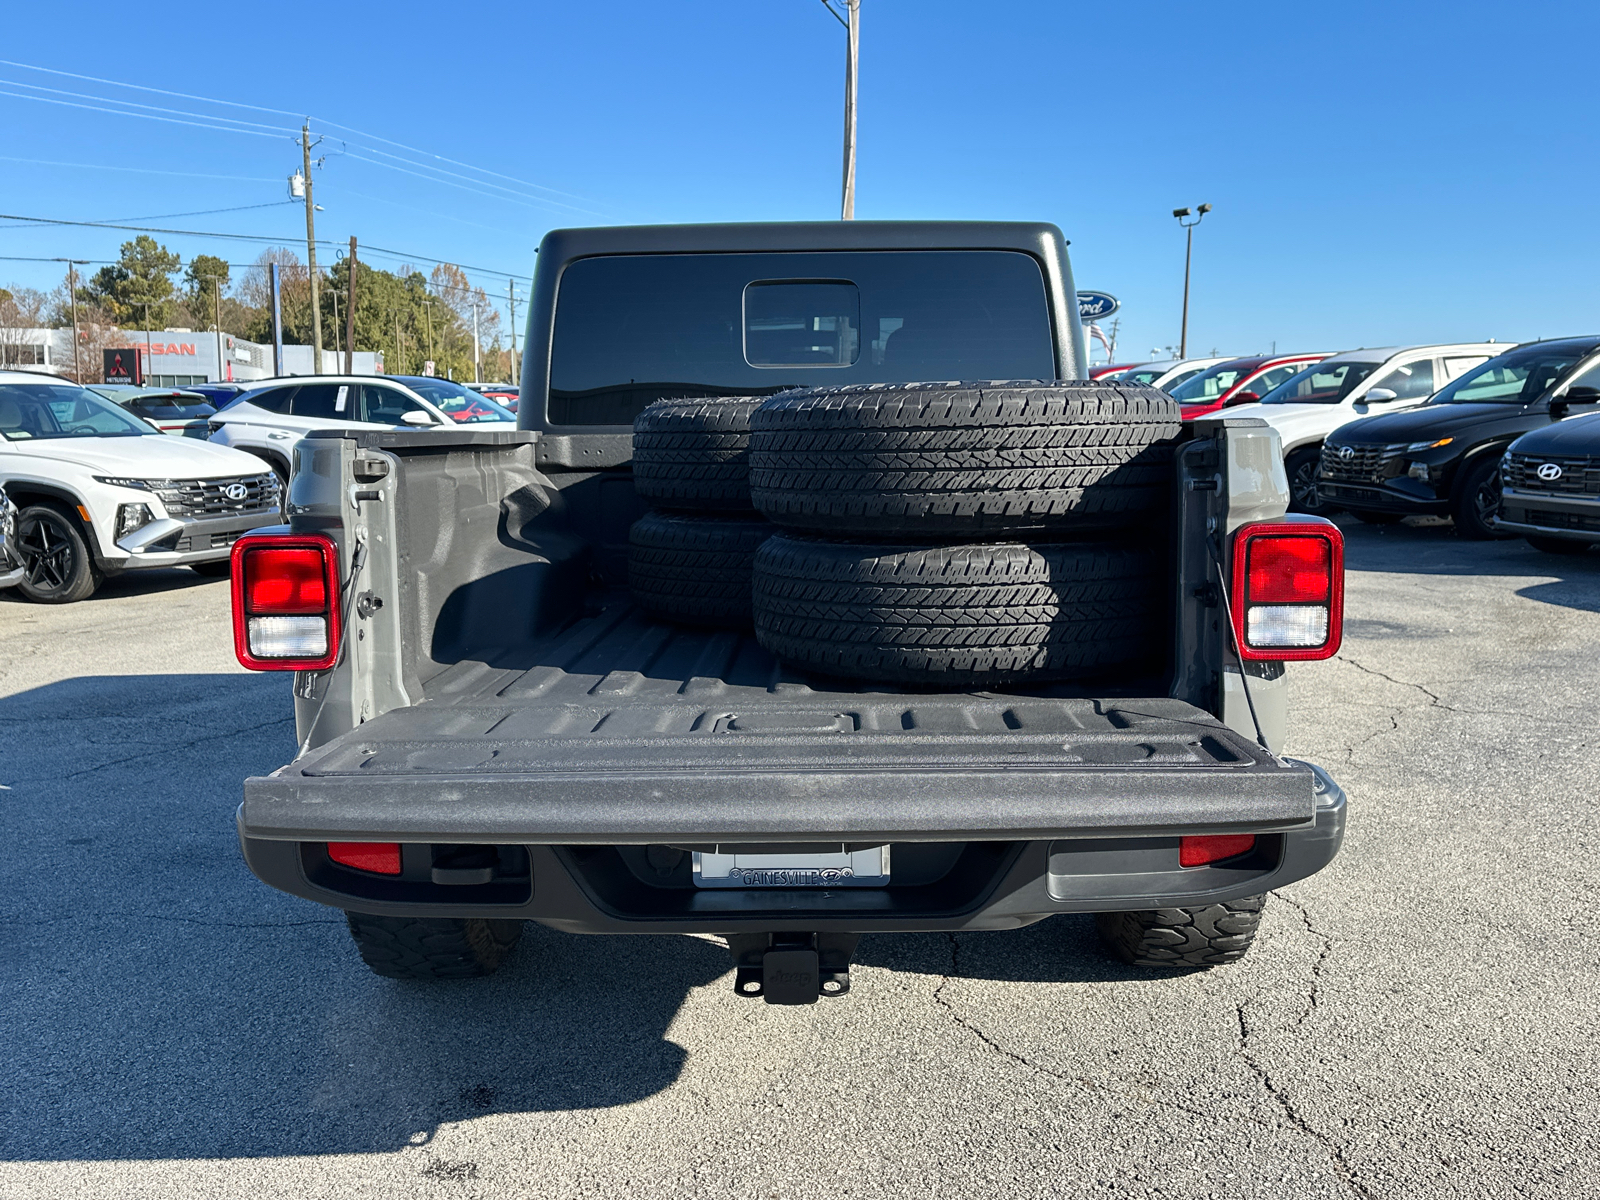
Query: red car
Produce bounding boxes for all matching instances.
[1170,353,1330,420]
[1088,363,1142,380]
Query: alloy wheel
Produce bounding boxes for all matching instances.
[18,511,75,595]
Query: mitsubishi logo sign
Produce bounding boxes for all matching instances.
[1536,463,1563,482]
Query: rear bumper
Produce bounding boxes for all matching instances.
[238,760,1347,934]
[1495,489,1600,542]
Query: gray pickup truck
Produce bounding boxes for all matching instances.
[233,221,1348,1003]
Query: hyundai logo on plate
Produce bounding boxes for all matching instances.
[224,483,250,501]
[1536,463,1564,482]
[1338,445,1355,460]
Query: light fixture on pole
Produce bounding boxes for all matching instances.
[1172,203,1212,360]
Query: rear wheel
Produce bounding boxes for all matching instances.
[345,913,525,980]
[1286,447,1333,515]
[14,504,101,603]
[1096,895,1266,968]
[1526,535,1592,556]
[1450,455,1514,540]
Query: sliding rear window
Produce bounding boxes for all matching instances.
[547,251,1055,426]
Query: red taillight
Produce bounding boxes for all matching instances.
[1229,517,1343,661]
[243,547,328,614]
[327,842,402,875]
[230,534,341,671]
[1179,834,1257,867]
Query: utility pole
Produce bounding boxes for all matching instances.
[422,297,436,375]
[1172,204,1212,360]
[345,237,358,374]
[269,263,284,376]
[330,289,341,359]
[842,0,859,219]
[507,280,520,384]
[393,310,403,376]
[471,302,481,383]
[300,124,324,374]
[141,302,153,384]
[65,261,82,382]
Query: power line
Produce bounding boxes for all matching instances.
[0,211,534,281]
[0,77,294,135]
[0,155,277,182]
[0,87,286,139]
[0,57,306,119]
[338,150,591,216]
[101,201,300,223]
[316,122,594,205]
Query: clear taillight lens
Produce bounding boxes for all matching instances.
[1230,519,1343,661]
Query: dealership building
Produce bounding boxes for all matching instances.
[2,327,382,384]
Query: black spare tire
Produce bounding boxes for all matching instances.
[748,380,1180,537]
[632,395,766,511]
[629,510,773,627]
[752,534,1162,685]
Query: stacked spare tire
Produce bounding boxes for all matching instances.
[628,395,773,628]
[631,380,1181,687]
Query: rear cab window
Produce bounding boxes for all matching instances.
[546,251,1056,426]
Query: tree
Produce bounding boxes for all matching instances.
[184,255,231,331]
[0,285,50,368]
[81,236,181,328]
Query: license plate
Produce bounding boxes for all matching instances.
[692,845,890,889]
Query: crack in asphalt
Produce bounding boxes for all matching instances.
[8,716,296,784]
[1235,1001,1374,1200]
[930,932,1268,1129]
[1228,893,1371,1199]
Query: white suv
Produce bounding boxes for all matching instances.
[1227,343,1502,512]
[208,375,515,481]
[0,371,283,602]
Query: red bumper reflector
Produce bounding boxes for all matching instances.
[327,842,402,875]
[1179,834,1257,867]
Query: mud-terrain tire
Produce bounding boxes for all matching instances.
[345,913,525,980]
[629,510,773,626]
[632,395,766,511]
[1096,895,1267,967]
[14,503,102,604]
[1526,535,1591,555]
[752,535,1161,685]
[747,380,1180,537]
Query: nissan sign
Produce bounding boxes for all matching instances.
[1077,291,1119,322]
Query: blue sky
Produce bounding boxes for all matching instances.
[1,0,1596,363]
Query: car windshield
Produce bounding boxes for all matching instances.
[1426,344,1593,405]
[402,378,515,423]
[1260,361,1380,404]
[0,382,155,440]
[1169,363,1254,402]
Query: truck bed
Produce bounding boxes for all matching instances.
[241,594,1317,845]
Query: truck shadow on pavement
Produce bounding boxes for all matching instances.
[0,671,732,1162]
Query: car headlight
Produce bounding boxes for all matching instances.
[94,476,153,490]
[116,503,154,538]
[1405,437,1453,453]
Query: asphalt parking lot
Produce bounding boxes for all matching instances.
[1,521,1596,1200]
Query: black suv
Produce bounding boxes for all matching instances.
[1496,411,1600,554]
[1316,337,1600,537]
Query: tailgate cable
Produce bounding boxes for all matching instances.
[292,536,368,760]
[1210,549,1271,752]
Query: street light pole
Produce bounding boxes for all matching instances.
[65,261,82,382]
[1172,204,1212,360]
[819,0,859,219]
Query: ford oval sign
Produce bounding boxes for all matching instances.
[1077,291,1119,322]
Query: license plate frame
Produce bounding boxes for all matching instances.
[692,844,891,889]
